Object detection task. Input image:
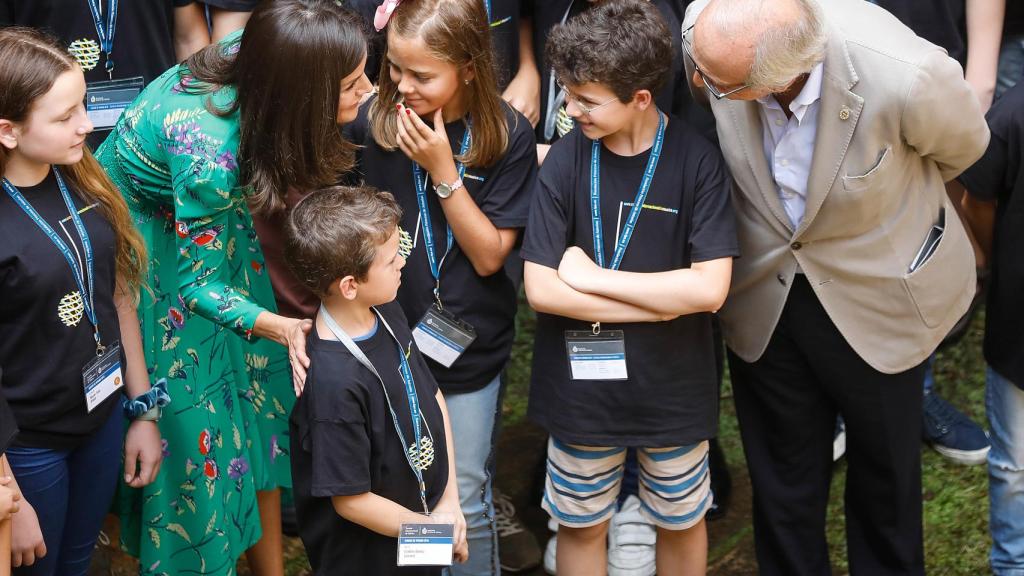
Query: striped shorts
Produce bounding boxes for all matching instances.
[541,437,711,530]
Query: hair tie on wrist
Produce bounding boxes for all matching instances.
[123,378,172,420]
[374,0,402,31]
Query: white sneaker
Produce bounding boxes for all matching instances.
[607,496,657,576]
[544,534,557,575]
[833,417,847,462]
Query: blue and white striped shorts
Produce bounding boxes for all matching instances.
[541,437,711,530]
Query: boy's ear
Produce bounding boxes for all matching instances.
[337,275,360,301]
[0,120,20,151]
[630,89,654,111]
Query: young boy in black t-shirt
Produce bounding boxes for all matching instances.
[519,1,738,573]
[284,186,467,575]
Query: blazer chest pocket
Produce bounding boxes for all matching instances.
[842,146,892,192]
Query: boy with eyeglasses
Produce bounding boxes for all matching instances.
[519,1,738,574]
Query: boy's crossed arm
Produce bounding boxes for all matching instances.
[524,249,732,322]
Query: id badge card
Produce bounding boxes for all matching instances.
[565,330,628,381]
[82,341,124,412]
[85,77,144,130]
[397,522,454,566]
[413,304,477,368]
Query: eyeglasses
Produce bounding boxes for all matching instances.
[556,80,618,116]
[681,24,750,100]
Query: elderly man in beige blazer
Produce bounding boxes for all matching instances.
[682,0,989,573]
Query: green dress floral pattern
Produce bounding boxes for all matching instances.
[97,35,292,576]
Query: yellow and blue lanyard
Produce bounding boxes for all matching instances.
[320,305,435,515]
[589,112,666,270]
[3,168,104,353]
[411,127,472,302]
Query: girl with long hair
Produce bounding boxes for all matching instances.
[351,1,538,572]
[0,27,163,575]
[95,1,372,574]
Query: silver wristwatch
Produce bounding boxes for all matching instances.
[434,178,464,199]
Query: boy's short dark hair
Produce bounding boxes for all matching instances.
[546,0,673,103]
[284,185,402,296]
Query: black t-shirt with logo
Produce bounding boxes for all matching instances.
[0,0,186,147]
[0,170,121,449]
[289,301,448,576]
[958,82,1024,387]
[520,115,738,447]
[348,99,538,394]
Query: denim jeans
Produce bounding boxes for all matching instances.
[996,35,1024,99]
[987,367,1024,575]
[444,374,502,576]
[5,408,123,576]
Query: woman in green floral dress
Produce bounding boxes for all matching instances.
[96,2,370,573]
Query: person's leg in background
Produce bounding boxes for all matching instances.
[996,37,1024,99]
[7,408,122,576]
[921,352,991,465]
[986,367,1024,575]
[446,374,503,576]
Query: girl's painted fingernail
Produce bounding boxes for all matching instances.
[396,104,401,110]
[406,109,412,115]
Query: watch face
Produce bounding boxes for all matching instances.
[435,183,453,198]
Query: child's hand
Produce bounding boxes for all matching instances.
[395,105,460,185]
[124,420,163,488]
[11,497,46,567]
[0,477,19,520]
[431,496,468,564]
[558,246,601,293]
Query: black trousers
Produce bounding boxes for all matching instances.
[729,274,926,576]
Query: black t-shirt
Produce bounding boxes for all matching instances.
[1006,2,1024,39]
[0,170,121,448]
[0,0,184,147]
[520,115,738,447]
[289,302,448,576]
[0,369,15,454]
[351,0,523,92]
[348,100,538,394]
[958,82,1024,387]
[870,0,965,63]
[531,0,689,143]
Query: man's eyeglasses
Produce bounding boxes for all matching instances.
[681,24,750,100]
[556,80,618,116]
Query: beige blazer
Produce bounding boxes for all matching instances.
[684,0,990,373]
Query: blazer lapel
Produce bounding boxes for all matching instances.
[718,98,794,237]
[798,26,864,236]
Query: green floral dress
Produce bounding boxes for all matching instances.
[97,34,292,576]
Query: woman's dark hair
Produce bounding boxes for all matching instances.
[183,0,367,214]
[546,0,673,103]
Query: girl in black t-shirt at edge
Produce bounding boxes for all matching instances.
[0,28,164,575]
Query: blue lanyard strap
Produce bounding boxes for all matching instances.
[590,112,666,270]
[319,305,433,515]
[3,169,101,349]
[86,0,118,74]
[412,127,473,291]
[483,0,492,22]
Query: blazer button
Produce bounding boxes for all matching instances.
[791,241,803,250]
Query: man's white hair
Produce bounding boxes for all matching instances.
[706,0,827,91]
